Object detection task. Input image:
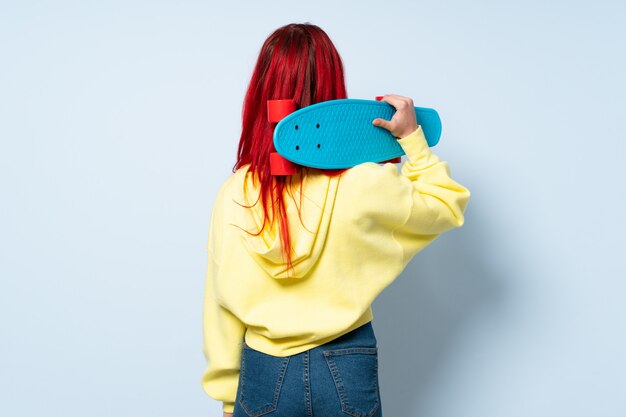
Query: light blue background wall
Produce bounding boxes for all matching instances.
[1,1,624,416]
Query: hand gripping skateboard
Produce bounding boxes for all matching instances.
[268,97,442,176]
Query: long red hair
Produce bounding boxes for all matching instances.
[233,23,347,276]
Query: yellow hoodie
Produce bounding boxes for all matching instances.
[201,125,471,413]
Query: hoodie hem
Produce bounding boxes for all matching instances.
[244,306,374,357]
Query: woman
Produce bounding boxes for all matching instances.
[201,23,471,417]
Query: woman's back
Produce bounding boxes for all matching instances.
[202,122,470,413]
[200,22,470,415]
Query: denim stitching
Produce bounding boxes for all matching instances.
[304,350,313,417]
[238,347,290,417]
[323,348,380,417]
[273,357,290,411]
[324,347,378,356]
[324,354,348,403]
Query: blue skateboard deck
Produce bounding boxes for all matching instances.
[273,98,441,170]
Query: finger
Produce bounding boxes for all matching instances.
[372,117,392,130]
[385,94,414,109]
[378,94,406,102]
[387,93,412,103]
[379,94,409,110]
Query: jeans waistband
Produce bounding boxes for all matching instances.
[312,320,377,352]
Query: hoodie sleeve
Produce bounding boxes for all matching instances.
[390,124,471,267]
[201,185,246,414]
[343,124,471,270]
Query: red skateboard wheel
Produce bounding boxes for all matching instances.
[267,99,297,123]
[270,152,299,175]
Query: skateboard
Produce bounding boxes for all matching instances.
[268,97,442,175]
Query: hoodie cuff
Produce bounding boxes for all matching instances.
[396,125,434,164]
[223,401,235,413]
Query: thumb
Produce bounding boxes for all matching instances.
[372,117,391,130]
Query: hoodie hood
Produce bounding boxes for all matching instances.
[233,165,340,280]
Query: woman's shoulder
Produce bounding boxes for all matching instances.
[339,162,404,192]
[334,162,410,224]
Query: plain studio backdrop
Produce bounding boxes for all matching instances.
[1,1,624,416]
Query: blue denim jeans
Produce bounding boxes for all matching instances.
[232,321,382,417]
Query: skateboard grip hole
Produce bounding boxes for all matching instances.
[317,144,320,149]
[316,123,320,128]
[296,145,300,150]
[295,125,299,130]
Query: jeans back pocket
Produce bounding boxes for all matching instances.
[238,342,290,417]
[323,346,380,417]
